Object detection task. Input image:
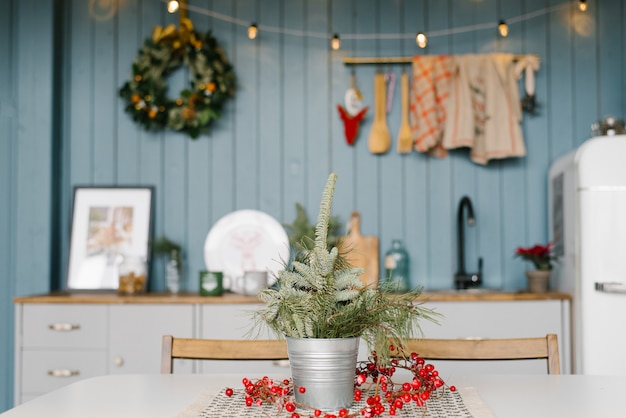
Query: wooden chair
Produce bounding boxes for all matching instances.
[393,334,560,375]
[161,335,289,373]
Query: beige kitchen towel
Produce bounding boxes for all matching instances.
[470,53,525,165]
[442,53,526,165]
[410,55,455,157]
[442,54,487,151]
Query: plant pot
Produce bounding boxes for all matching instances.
[286,337,359,411]
[525,270,551,293]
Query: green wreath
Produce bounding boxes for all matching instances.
[119,22,236,139]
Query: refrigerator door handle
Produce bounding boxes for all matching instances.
[595,282,626,293]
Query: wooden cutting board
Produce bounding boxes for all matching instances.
[340,211,379,288]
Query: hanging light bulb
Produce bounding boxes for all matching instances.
[415,32,427,49]
[578,0,587,11]
[498,20,509,37]
[248,23,258,40]
[331,34,341,50]
[166,0,179,13]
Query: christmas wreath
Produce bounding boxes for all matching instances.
[119,19,236,139]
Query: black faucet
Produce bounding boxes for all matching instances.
[454,196,483,290]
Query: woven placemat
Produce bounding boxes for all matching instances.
[181,386,494,418]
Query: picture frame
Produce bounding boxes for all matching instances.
[66,186,154,291]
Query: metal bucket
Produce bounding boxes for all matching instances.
[286,337,359,411]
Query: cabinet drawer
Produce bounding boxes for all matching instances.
[21,350,107,394]
[22,304,107,348]
[419,300,563,339]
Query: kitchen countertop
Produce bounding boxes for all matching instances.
[13,290,571,304]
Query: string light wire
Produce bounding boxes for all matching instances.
[165,0,574,41]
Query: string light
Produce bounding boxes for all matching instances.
[578,0,587,11]
[166,0,179,13]
[498,20,509,37]
[331,34,341,50]
[164,0,572,42]
[248,23,258,40]
[415,32,427,48]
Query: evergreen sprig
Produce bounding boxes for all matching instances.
[255,173,439,365]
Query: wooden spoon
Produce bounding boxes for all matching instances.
[368,73,391,154]
[396,71,413,153]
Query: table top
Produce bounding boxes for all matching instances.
[2,373,624,417]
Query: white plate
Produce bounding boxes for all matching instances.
[203,210,289,294]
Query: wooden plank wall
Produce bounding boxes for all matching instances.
[1,0,626,411]
[53,0,623,294]
[0,0,55,410]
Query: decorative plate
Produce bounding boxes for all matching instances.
[203,210,289,294]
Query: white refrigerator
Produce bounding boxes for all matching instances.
[549,135,626,374]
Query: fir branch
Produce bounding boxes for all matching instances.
[253,172,441,365]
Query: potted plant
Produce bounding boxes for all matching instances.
[515,242,555,293]
[254,173,438,410]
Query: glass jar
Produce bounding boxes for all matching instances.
[165,249,182,293]
[118,255,147,294]
[382,239,410,293]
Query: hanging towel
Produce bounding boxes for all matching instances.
[443,53,526,164]
[442,54,487,151]
[470,53,526,165]
[409,55,454,157]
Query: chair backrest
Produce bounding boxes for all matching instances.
[394,334,560,375]
[161,335,289,374]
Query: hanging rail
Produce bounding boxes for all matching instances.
[343,54,540,65]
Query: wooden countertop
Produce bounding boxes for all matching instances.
[13,290,571,304]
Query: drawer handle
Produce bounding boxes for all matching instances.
[272,360,290,367]
[48,323,81,332]
[47,369,80,377]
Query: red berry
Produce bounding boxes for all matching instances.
[298,386,306,393]
[225,387,233,397]
[314,410,322,417]
[245,397,253,407]
[291,414,300,418]
[450,385,457,392]
[285,402,296,412]
[338,408,348,417]
[402,382,411,391]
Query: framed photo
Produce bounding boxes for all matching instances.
[66,186,154,290]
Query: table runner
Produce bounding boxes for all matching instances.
[177,387,495,418]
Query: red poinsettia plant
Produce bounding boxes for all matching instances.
[515,242,555,271]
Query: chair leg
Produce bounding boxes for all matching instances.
[161,335,174,374]
[546,334,560,375]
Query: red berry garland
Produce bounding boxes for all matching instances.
[234,345,454,417]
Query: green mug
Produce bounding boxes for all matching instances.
[199,271,223,296]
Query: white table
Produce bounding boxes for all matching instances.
[2,374,626,417]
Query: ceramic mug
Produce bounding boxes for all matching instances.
[236,271,268,296]
[199,271,223,296]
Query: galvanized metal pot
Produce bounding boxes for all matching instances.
[286,336,359,411]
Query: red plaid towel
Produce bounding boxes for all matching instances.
[410,55,454,157]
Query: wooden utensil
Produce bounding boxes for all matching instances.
[339,211,379,288]
[368,73,391,154]
[396,71,413,154]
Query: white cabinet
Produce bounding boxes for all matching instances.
[417,299,571,375]
[16,304,108,403]
[108,305,194,375]
[198,303,291,375]
[14,294,571,406]
[14,302,194,405]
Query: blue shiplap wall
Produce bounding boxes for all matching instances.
[2,0,626,411]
